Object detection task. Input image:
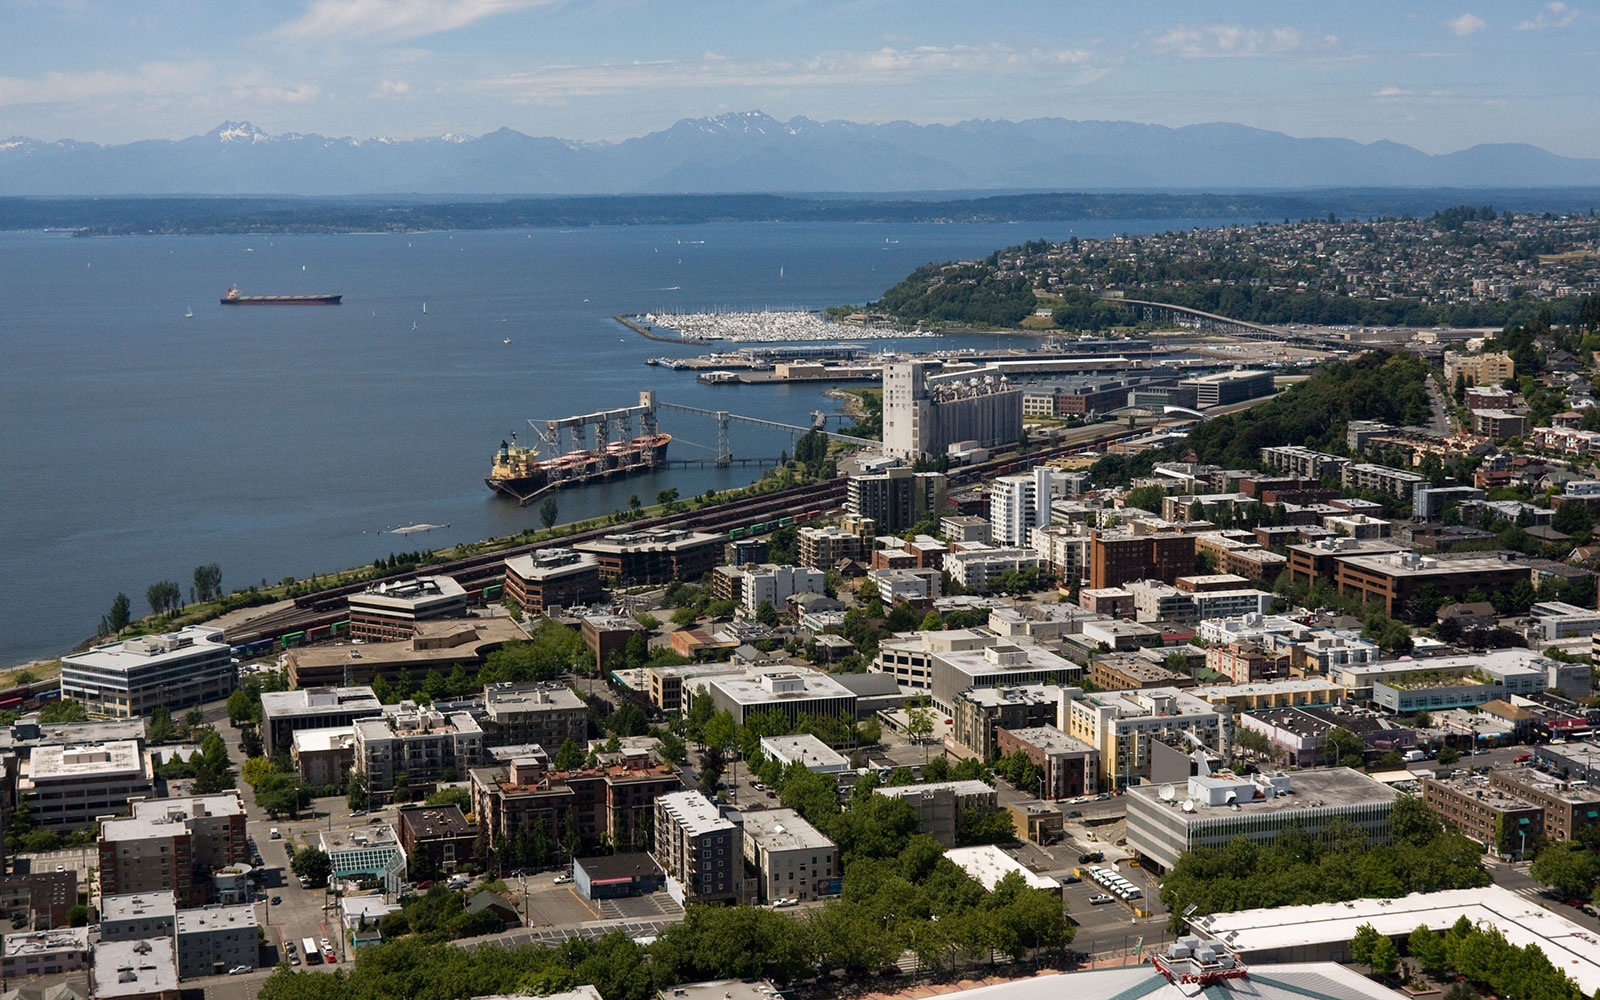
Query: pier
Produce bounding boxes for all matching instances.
[615,313,709,346]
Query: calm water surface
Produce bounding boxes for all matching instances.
[0,218,1228,664]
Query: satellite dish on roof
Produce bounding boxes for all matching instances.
[1159,784,1176,802]
[1182,799,1196,812]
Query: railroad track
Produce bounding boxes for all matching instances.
[224,421,1177,649]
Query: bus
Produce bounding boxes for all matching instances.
[302,939,322,966]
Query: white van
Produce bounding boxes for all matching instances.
[269,828,281,839]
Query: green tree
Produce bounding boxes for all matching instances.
[553,738,585,771]
[754,600,782,628]
[1350,922,1384,968]
[192,563,223,603]
[105,592,132,634]
[1531,841,1598,898]
[290,847,333,888]
[539,496,560,532]
[39,698,88,724]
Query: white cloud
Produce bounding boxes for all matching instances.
[276,0,557,42]
[1150,24,1334,58]
[1443,13,1488,36]
[1373,86,1412,97]
[468,44,1110,100]
[374,79,413,97]
[1516,2,1581,29]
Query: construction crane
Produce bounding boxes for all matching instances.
[656,400,880,466]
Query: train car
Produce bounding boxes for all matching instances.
[795,509,822,522]
[776,515,795,527]
[729,527,748,540]
[0,696,24,712]
[280,631,307,649]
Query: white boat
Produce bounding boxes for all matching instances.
[184,306,193,318]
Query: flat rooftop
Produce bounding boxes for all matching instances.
[708,671,855,705]
[174,903,257,935]
[93,937,177,999]
[760,734,848,770]
[962,684,1062,708]
[26,740,146,781]
[741,809,836,852]
[63,625,228,672]
[129,792,245,822]
[260,686,382,719]
[879,779,995,800]
[292,725,356,754]
[1000,725,1096,755]
[98,892,178,924]
[944,844,1059,892]
[1128,766,1397,815]
[657,790,735,837]
[485,681,586,714]
[3,927,90,955]
[1424,772,1535,811]
[1198,886,1600,994]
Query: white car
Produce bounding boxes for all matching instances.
[1089,894,1114,905]
[228,965,253,975]
[553,873,574,885]
[772,897,797,908]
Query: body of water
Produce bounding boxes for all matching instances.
[0,218,1228,665]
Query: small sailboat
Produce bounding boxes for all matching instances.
[422,302,428,315]
[503,338,511,345]
[184,305,193,318]
[412,321,418,331]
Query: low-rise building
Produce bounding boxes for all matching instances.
[1332,551,1529,618]
[173,903,257,980]
[261,686,384,760]
[347,575,469,642]
[22,740,153,831]
[1489,767,1600,845]
[354,706,484,804]
[995,725,1098,799]
[482,682,588,748]
[759,735,850,777]
[951,685,1062,761]
[1340,463,1426,501]
[0,872,75,931]
[397,804,476,874]
[873,629,997,691]
[504,549,605,615]
[930,642,1079,718]
[877,780,998,847]
[91,937,178,1000]
[1421,772,1543,856]
[59,626,234,719]
[98,892,177,943]
[741,808,839,904]
[1,928,90,980]
[470,754,682,857]
[1127,767,1397,871]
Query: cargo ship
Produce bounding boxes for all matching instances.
[486,433,671,504]
[221,288,342,305]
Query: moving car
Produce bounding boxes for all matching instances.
[228,965,252,975]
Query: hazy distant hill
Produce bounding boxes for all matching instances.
[5,112,1600,195]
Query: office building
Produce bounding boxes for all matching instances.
[60,626,234,719]
[706,671,856,727]
[930,642,1079,718]
[740,809,838,904]
[1420,773,1542,856]
[846,467,948,534]
[347,576,469,642]
[1332,551,1529,619]
[873,628,998,691]
[573,528,725,585]
[653,791,739,904]
[1127,767,1397,871]
[291,726,356,789]
[22,741,153,831]
[503,549,605,615]
[1179,370,1275,407]
[260,686,384,759]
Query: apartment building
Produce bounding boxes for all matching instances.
[846,467,948,534]
[260,686,384,759]
[354,706,485,804]
[741,809,838,904]
[1060,687,1230,789]
[877,780,998,847]
[481,682,587,749]
[1088,531,1196,589]
[653,791,739,905]
[471,754,683,856]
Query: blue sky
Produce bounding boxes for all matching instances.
[3,0,1598,156]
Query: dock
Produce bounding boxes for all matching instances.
[615,314,709,346]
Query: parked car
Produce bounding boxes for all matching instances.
[1078,852,1104,864]
[772,897,797,908]
[554,873,574,885]
[1089,894,1114,905]
[228,966,253,975]
[1515,753,1533,763]
[1065,810,1083,819]
[270,896,281,905]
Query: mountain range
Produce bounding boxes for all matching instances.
[4,112,1600,196]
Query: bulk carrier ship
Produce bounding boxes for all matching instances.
[221,287,342,305]
[486,391,670,504]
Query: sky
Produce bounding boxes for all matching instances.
[2,0,1598,157]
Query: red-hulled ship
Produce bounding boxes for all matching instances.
[221,287,342,305]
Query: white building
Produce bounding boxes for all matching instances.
[60,625,234,719]
[944,844,1060,893]
[174,903,258,979]
[1031,523,1092,585]
[1126,766,1397,871]
[731,564,825,617]
[1060,687,1230,789]
[759,734,850,776]
[20,740,153,830]
[869,567,942,604]
[706,671,857,726]
[91,937,176,999]
[990,467,1066,547]
[943,544,1046,593]
[353,706,484,804]
[740,808,838,904]
[873,628,998,691]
